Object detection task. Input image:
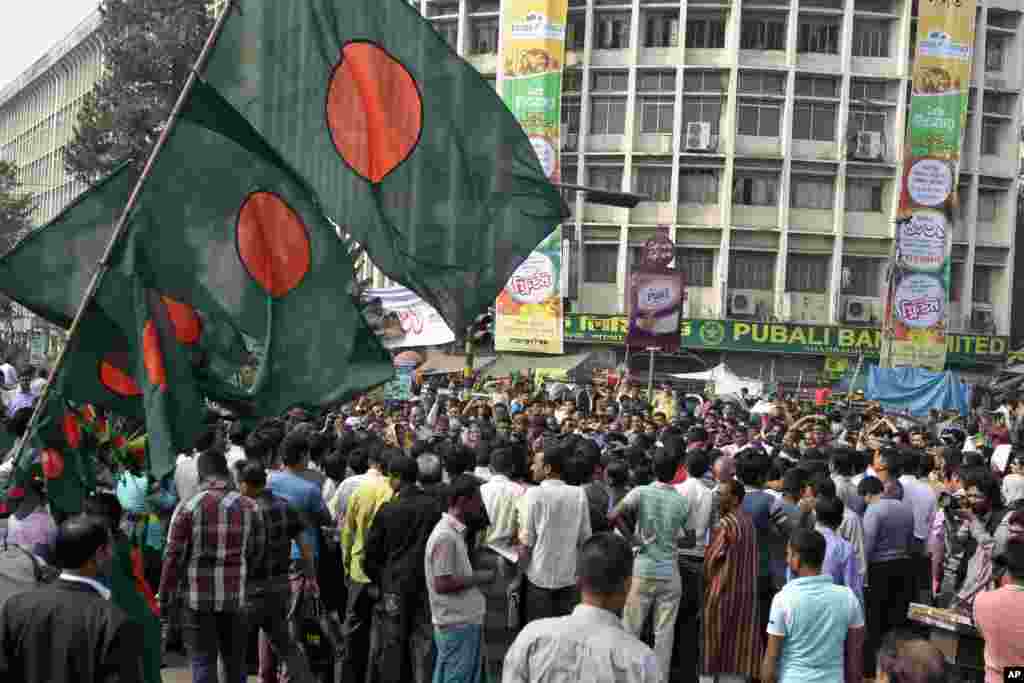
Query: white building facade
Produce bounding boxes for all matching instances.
[417,0,1021,338]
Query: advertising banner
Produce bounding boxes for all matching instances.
[883,0,977,371]
[495,0,568,354]
[363,287,455,349]
[384,360,417,401]
[562,314,1008,366]
[495,227,564,354]
[627,228,683,352]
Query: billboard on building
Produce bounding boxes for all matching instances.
[626,227,683,353]
[494,0,569,354]
[882,0,977,371]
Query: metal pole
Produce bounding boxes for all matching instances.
[647,347,656,402]
[797,371,804,396]
[10,0,236,463]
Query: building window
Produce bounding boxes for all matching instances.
[797,19,840,54]
[594,14,631,49]
[589,166,624,192]
[684,70,726,93]
[852,20,889,57]
[566,15,586,50]
[849,106,887,133]
[470,18,499,54]
[682,97,722,136]
[678,169,719,205]
[634,166,672,201]
[846,179,884,212]
[640,97,674,133]
[584,244,619,283]
[950,262,963,301]
[791,177,834,209]
[432,21,458,49]
[738,100,781,136]
[793,102,837,141]
[590,97,627,134]
[738,71,786,95]
[795,75,839,98]
[677,249,715,287]
[686,17,727,48]
[841,256,882,296]
[563,69,583,92]
[562,101,581,133]
[850,79,888,102]
[729,252,776,290]
[741,19,787,50]
[592,71,629,92]
[973,266,993,304]
[638,71,676,92]
[733,174,779,206]
[786,254,830,292]
[986,35,1006,72]
[981,120,1002,156]
[645,13,680,47]
[977,191,1000,222]
[562,165,578,205]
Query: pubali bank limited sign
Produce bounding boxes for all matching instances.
[564,314,1007,366]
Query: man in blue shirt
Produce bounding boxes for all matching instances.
[267,429,332,567]
[762,529,865,683]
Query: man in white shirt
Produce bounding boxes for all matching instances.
[29,369,47,397]
[520,439,592,623]
[0,362,17,387]
[502,532,659,683]
[478,447,528,682]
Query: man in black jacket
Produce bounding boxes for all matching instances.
[363,453,444,683]
[0,515,143,683]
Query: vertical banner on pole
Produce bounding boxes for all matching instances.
[882,0,977,371]
[494,0,569,354]
[626,227,683,353]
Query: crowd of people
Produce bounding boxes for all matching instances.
[1,363,1023,683]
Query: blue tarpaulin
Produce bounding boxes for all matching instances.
[865,366,970,416]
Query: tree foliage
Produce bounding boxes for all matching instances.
[0,160,34,252]
[63,0,214,184]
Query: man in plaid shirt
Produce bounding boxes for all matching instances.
[159,448,266,683]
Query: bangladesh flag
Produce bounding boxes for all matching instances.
[203,0,569,333]
[112,79,396,417]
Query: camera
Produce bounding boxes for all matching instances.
[937,491,963,511]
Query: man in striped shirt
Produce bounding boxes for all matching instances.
[159,448,266,683]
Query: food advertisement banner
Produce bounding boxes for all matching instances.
[495,0,568,354]
[495,227,564,354]
[883,0,977,371]
[363,287,455,349]
[627,228,683,352]
[563,314,1008,366]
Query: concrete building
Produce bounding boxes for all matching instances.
[412,0,1021,379]
[0,10,102,227]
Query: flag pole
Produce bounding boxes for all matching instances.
[11,0,237,470]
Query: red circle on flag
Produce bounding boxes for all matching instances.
[142,320,168,391]
[236,191,311,298]
[63,413,82,450]
[42,448,64,480]
[100,354,142,397]
[161,296,202,345]
[326,41,423,184]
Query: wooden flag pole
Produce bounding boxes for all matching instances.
[10,0,237,474]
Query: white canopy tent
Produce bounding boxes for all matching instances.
[672,363,764,398]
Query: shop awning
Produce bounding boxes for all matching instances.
[482,351,593,380]
[417,350,496,376]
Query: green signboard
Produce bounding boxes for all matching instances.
[564,314,1007,366]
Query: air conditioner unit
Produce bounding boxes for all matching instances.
[685,121,713,151]
[562,132,578,151]
[729,291,756,315]
[854,131,883,160]
[844,297,872,323]
[971,307,995,331]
